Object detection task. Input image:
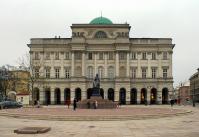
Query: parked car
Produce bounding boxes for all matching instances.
[0,100,23,109]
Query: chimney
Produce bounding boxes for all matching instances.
[58,36,61,39]
[55,36,57,38]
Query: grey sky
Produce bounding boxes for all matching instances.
[0,0,198,87]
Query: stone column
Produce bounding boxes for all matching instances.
[50,90,55,105]
[147,89,151,104]
[137,90,141,104]
[115,52,119,77]
[126,52,130,77]
[115,90,119,103]
[104,53,108,78]
[94,53,97,75]
[104,90,107,99]
[70,90,75,102]
[147,58,151,78]
[82,52,85,77]
[82,91,86,100]
[71,52,74,77]
[61,88,65,104]
[126,90,130,104]
[157,91,162,104]
[158,52,162,78]
[39,91,45,105]
[169,51,173,78]
[137,53,141,78]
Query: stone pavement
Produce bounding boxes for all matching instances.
[0,105,190,121]
[0,105,198,137]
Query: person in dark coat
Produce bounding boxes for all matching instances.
[73,98,77,111]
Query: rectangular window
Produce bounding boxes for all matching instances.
[142,52,147,60]
[55,52,59,60]
[163,68,167,78]
[45,52,50,60]
[151,68,156,79]
[34,68,39,78]
[45,68,50,78]
[132,52,136,60]
[132,68,136,78]
[75,52,82,60]
[65,68,70,78]
[119,52,126,60]
[99,53,103,60]
[88,53,93,60]
[108,52,113,60]
[35,52,39,60]
[142,68,147,78]
[152,52,156,60]
[163,52,167,60]
[55,68,60,78]
[65,52,70,60]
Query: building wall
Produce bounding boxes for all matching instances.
[28,23,174,105]
[190,69,199,103]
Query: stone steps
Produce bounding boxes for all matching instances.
[0,110,192,121]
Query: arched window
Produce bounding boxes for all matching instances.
[108,66,114,79]
[95,31,107,38]
[87,66,93,78]
[98,66,104,78]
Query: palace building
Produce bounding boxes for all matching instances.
[28,17,174,105]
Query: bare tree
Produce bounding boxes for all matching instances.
[17,53,42,105]
[17,53,48,104]
[0,65,13,99]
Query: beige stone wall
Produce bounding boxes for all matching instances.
[29,23,174,105]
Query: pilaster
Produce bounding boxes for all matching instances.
[50,91,55,105]
[115,52,119,77]
[82,52,85,76]
[104,53,108,78]
[71,52,74,77]
[126,52,130,77]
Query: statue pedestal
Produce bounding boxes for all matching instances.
[77,96,117,109]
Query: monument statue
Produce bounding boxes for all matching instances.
[92,74,100,96]
[93,74,100,88]
[76,73,117,109]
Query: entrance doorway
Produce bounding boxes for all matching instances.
[130,88,137,104]
[54,88,61,104]
[75,88,81,101]
[141,88,147,104]
[108,88,114,101]
[100,88,104,99]
[64,88,70,104]
[87,88,92,99]
[119,88,126,105]
[45,89,51,105]
[150,88,157,104]
[162,88,168,104]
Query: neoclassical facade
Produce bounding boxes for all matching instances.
[28,17,174,105]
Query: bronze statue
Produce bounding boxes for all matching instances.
[92,74,100,96]
[93,74,100,88]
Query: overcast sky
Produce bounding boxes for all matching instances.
[0,0,198,87]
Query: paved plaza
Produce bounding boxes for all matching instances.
[0,105,198,137]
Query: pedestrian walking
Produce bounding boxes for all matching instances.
[170,99,174,107]
[37,100,40,108]
[66,99,70,109]
[73,98,77,111]
[95,100,98,109]
[87,101,90,109]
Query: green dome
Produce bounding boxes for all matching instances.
[90,17,113,24]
